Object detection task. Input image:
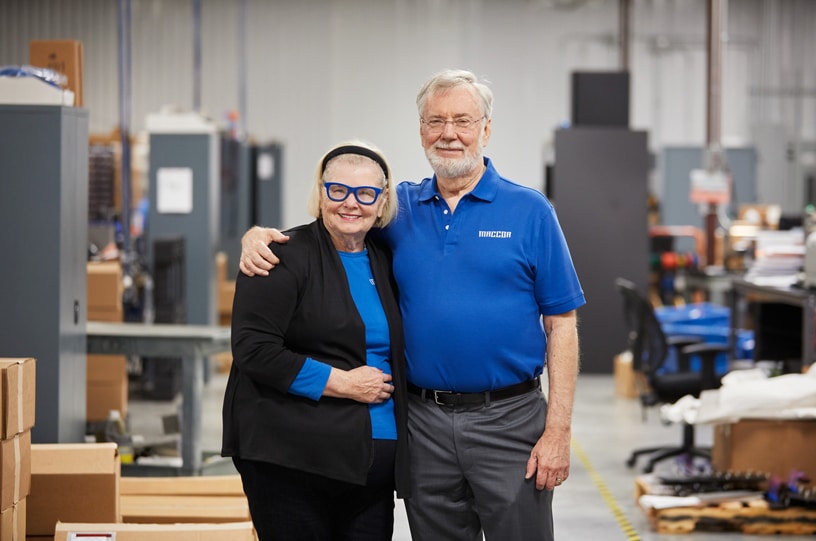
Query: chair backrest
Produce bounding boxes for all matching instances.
[614,278,668,377]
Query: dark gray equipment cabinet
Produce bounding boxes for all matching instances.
[553,127,650,373]
[0,105,89,443]
[144,129,219,403]
[218,135,251,277]
[251,143,283,230]
[147,131,219,328]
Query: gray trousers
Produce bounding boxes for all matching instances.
[404,388,554,541]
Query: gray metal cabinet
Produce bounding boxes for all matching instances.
[553,127,650,374]
[0,105,89,443]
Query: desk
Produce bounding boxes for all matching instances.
[729,278,816,370]
[86,322,231,475]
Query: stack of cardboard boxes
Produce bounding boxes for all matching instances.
[119,474,251,524]
[86,261,128,423]
[25,443,256,540]
[0,358,35,541]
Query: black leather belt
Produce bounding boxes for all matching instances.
[407,378,540,406]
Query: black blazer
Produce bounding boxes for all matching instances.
[221,219,410,497]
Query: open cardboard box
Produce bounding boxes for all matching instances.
[27,443,120,536]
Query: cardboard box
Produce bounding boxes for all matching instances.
[86,355,128,422]
[120,494,250,524]
[0,358,36,439]
[613,351,639,399]
[87,261,123,313]
[218,281,235,325]
[28,40,84,107]
[87,355,127,383]
[54,520,256,541]
[87,306,125,323]
[86,380,128,423]
[712,419,816,479]
[0,431,31,510]
[120,474,243,496]
[27,443,120,536]
[0,498,26,541]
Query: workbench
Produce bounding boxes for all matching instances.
[729,277,816,371]
[86,321,231,475]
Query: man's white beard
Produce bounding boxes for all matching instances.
[426,148,482,179]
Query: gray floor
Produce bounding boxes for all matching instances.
[127,370,812,541]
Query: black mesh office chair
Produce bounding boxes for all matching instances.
[614,278,729,473]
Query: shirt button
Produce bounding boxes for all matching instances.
[445,225,449,230]
[443,209,449,215]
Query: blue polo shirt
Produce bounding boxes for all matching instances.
[379,158,585,392]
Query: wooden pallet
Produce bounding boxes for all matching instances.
[646,500,816,535]
[635,475,816,535]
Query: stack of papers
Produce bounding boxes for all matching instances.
[744,230,804,284]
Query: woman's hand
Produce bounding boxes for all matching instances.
[325,366,394,404]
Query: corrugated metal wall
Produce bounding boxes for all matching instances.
[1,0,814,225]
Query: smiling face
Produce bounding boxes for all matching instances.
[420,85,491,180]
[320,158,387,252]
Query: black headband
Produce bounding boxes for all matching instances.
[321,145,389,179]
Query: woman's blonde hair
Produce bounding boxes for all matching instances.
[307,139,398,228]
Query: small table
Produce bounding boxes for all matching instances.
[86,321,231,475]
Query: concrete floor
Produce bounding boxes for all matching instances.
[127,370,814,541]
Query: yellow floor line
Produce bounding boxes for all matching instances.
[572,438,642,541]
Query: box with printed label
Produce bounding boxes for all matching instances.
[54,520,256,541]
[0,358,36,439]
[0,431,31,510]
[26,443,120,536]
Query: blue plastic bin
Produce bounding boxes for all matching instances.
[655,303,730,327]
[659,323,754,375]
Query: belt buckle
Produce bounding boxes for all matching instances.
[433,390,452,405]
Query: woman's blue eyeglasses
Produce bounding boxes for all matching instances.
[324,182,383,205]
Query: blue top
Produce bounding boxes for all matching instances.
[289,249,397,440]
[380,157,586,392]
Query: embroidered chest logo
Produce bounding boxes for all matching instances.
[478,230,512,238]
[370,278,376,285]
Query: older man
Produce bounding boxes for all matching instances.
[239,69,586,541]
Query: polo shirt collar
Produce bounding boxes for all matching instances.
[418,157,499,203]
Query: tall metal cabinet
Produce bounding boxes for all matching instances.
[218,135,251,277]
[251,143,283,230]
[147,130,219,328]
[0,105,89,443]
[553,127,650,374]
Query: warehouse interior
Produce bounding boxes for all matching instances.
[2,0,816,539]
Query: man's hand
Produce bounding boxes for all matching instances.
[239,226,289,276]
[525,428,571,491]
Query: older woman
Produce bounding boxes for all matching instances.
[221,141,408,540]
